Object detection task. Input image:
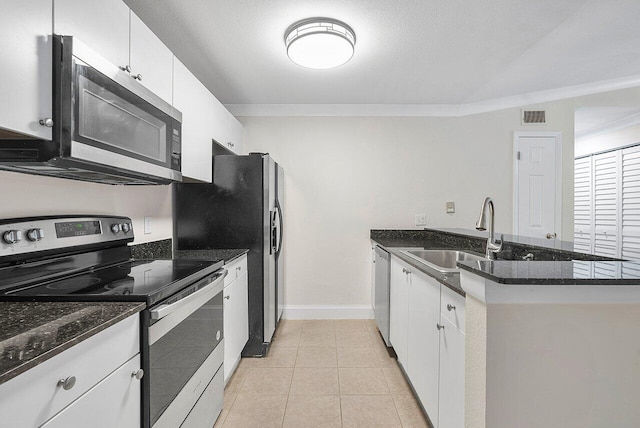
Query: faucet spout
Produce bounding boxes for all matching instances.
[475,197,503,260]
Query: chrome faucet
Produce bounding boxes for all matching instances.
[475,197,503,260]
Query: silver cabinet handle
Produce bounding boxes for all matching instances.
[546,232,557,239]
[447,304,456,311]
[133,73,143,81]
[120,65,131,73]
[224,295,230,300]
[131,369,144,380]
[39,118,54,127]
[57,376,76,390]
[436,323,445,330]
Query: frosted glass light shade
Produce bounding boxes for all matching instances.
[285,18,356,69]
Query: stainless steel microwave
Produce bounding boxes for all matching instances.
[0,35,182,184]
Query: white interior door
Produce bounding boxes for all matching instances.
[514,133,561,240]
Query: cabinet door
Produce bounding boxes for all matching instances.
[223,270,249,383]
[173,57,214,182]
[129,12,173,104]
[438,318,465,428]
[0,1,52,139]
[54,0,130,69]
[212,98,243,154]
[42,355,142,428]
[408,270,441,426]
[389,257,409,369]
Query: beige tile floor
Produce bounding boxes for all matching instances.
[214,319,432,428]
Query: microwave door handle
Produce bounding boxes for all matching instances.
[150,269,227,321]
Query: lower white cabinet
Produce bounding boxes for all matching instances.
[0,313,141,428]
[438,316,465,428]
[389,257,409,367]
[42,355,141,428]
[388,255,466,428]
[407,266,441,424]
[223,255,249,383]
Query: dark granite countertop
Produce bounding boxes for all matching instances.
[372,228,638,287]
[173,249,249,264]
[0,301,145,385]
[457,260,640,285]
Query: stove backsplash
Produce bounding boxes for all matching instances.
[130,239,172,259]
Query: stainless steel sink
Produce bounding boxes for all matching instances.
[400,249,487,273]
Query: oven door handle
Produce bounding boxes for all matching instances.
[150,269,227,321]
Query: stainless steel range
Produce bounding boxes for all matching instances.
[0,215,225,428]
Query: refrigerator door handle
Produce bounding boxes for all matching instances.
[270,210,277,255]
[275,199,284,257]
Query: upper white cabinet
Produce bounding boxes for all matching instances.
[212,99,243,155]
[129,12,173,104]
[173,57,214,182]
[54,0,130,69]
[55,0,173,105]
[0,1,52,139]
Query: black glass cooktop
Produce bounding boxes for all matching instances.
[3,258,223,305]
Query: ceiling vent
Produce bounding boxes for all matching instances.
[521,109,546,125]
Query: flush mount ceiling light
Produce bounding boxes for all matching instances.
[284,18,356,69]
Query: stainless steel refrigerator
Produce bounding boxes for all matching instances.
[173,153,284,357]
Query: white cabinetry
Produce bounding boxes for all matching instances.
[0,1,52,139]
[407,267,441,424]
[212,99,243,155]
[389,257,409,368]
[42,355,141,428]
[129,12,173,104]
[438,287,465,428]
[173,57,214,182]
[54,0,130,68]
[389,255,466,428]
[223,254,249,383]
[0,314,141,428]
[55,0,173,105]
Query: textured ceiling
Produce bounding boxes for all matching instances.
[124,0,640,107]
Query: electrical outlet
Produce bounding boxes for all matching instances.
[446,201,455,214]
[144,217,152,234]
[415,213,427,226]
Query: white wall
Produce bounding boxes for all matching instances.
[240,86,640,314]
[0,170,172,244]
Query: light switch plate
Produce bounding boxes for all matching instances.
[446,201,455,214]
[415,213,427,226]
[144,217,152,234]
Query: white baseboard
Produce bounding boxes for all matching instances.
[282,305,374,320]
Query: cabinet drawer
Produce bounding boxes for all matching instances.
[0,314,139,427]
[441,287,466,333]
[224,255,247,287]
[41,355,141,428]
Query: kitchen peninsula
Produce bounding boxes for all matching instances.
[372,228,640,428]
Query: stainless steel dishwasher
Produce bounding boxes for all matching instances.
[374,245,391,346]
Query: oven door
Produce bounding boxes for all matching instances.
[54,35,182,183]
[146,269,226,428]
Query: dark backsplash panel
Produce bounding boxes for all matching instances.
[130,239,172,259]
[370,229,618,262]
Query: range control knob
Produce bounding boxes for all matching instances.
[121,223,131,234]
[110,224,121,234]
[26,228,45,242]
[2,230,23,245]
